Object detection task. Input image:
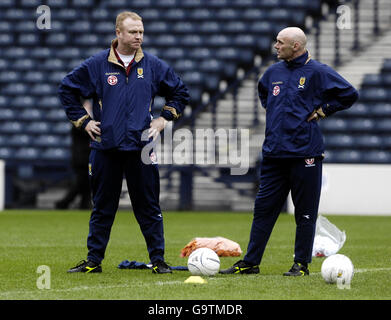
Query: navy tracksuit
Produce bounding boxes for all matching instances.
[244,51,358,266]
[58,40,189,264]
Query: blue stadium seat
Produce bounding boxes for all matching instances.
[95,21,115,34]
[37,96,61,109]
[30,47,53,59]
[45,33,68,46]
[0,34,14,46]
[147,21,170,34]
[359,88,388,102]
[164,8,187,21]
[46,109,67,121]
[334,150,363,163]
[381,59,391,72]
[73,34,100,46]
[180,0,201,8]
[52,122,72,134]
[382,73,391,86]
[91,8,110,21]
[198,21,221,34]
[41,147,70,160]
[0,121,22,134]
[67,21,91,33]
[0,109,15,120]
[0,22,11,33]
[205,34,230,47]
[71,0,94,7]
[154,35,178,48]
[181,71,203,86]
[0,59,7,70]
[377,119,391,133]
[172,22,197,34]
[20,0,41,7]
[17,34,40,46]
[24,71,44,83]
[174,59,197,73]
[215,9,240,21]
[14,21,37,32]
[9,96,35,109]
[249,21,273,34]
[223,21,248,33]
[347,119,375,133]
[139,9,160,21]
[47,0,67,7]
[2,47,27,59]
[48,71,67,84]
[2,83,28,96]
[30,84,55,96]
[180,35,204,47]
[188,9,213,21]
[362,151,391,164]
[382,136,391,148]
[0,71,20,83]
[14,147,39,160]
[4,9,28,20]
[34,135,61,147]
[0,147,12,159]
[319,118,348,133]
[156,0,177,7]
[186,48,213,61]
[19,109,43,121]
[11,58,35,71]
[339,103,369,117]
[54,8,80,21]
[362,74,382,87]
[324,134,354,149]
[25,121,51,134]
[55,47,82,59]
[8,134,31,147]
[207,0,229,8]
[0,96,8,108]
[353,135,382,149]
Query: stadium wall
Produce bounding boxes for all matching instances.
[287,164,391,215]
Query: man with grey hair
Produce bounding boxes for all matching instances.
[221,27,358,276]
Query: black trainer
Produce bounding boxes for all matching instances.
[67,260,102,273]
[151,260,172,274]
[219,260,259,274]
[283,262,309,276]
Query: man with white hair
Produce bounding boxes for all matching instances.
[221,27,358,276]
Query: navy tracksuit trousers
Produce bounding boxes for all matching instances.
[86,149,165,265]
[244,157,322,266]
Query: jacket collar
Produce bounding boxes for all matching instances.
[284,50,311,68]
[108,38,144,68]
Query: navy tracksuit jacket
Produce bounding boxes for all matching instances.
[244,51,358,266]
[58,40,189,264]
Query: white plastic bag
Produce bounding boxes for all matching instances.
[312,215,346,257]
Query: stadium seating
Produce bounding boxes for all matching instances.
[1,0,390,209]
[321,58,391,163]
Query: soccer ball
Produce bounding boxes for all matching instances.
[321,254,354,286]
[187,247,220,276]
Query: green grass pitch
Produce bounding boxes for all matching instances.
[0,209,390,300]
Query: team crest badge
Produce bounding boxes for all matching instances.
[304,158,315,167]
[107,75,118,86]
[149,151,158,164]
[272,85,280,96]
[137,68,144,79]
[298,77,306,89]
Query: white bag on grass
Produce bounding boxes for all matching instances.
[312,215,346,257]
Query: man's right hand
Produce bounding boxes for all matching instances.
[85,120,101,141]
